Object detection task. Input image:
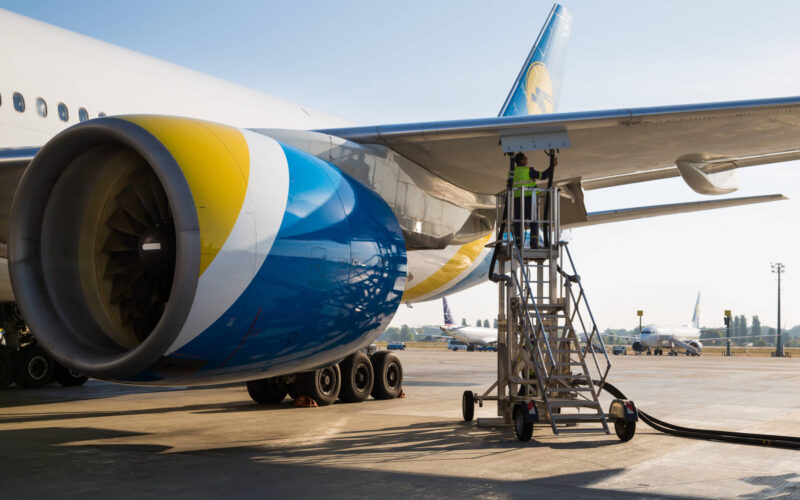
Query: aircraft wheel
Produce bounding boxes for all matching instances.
[513,405,533,442]
[462,391,475,422]
[0,347,13,388]
[614,418,636,442]
[298,364,341,406]
[14,345,54,388]
[467,344,475,352]
[246,377,287,404]
[54,363,89,387]
[370,351,403,399]
[339,351,374,403]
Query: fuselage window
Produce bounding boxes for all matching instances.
[78,107,89,122]
[13,92,25,113]
[57,103,69,122]
[98,112,106,117]
[36,97,48,117]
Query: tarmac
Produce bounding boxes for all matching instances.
[1,350,799,499]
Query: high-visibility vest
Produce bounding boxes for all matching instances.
[512,166,541,198]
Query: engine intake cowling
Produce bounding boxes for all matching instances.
[10,116,406,384]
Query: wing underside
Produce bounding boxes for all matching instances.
[318,96,800,196]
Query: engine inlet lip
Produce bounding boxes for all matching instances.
[8,117,201,379]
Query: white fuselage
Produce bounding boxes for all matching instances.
[639,324,700,348]
[441,325,497,346]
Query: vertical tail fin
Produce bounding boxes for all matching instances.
[499,3,572,117]
[442,298,454,326]
[691,292,701,328]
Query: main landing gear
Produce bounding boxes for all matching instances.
[0,302,88,390]
[245,349,404,407]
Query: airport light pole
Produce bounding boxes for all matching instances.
[637,310,643,337]
[771,263,785,357]
[724,310,732,357]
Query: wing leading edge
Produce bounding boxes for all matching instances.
[318,96,800,195]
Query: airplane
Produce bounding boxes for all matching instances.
[439,298,498,351]
[631,293,706,356]
[624,293,778,356]
[1,4,799,403]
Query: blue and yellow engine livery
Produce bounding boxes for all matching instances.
[9,116,406,384]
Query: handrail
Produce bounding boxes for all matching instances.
[560,243,612,388]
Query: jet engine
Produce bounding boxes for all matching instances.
[9,116,406,385]
[631,340,645,353]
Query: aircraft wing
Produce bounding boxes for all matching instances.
[318,96,800,196]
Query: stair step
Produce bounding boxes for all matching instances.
[553,362,583,367]
[547,399,601,408]
[552,413,605,422]
[525,303,565,310]
[548,386,593,392]
[554,427,611,435]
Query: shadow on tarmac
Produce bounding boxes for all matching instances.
[0,425,694,499]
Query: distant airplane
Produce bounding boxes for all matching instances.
[439,298,497,351]
[631,293,706,356]
[625,293,777,356]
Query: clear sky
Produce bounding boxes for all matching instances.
[3,0,799,329]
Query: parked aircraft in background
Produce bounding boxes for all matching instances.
[439,298,498,351]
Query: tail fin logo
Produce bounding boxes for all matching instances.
[525,62,554,115]
[443,298,454,326]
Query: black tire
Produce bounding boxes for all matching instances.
[54,363,89,387]
[513,405,533,442]
[370,351,403,399]
[467,344,475,352]
[339,352,374,403]
[614,418,636,442]
[462,391,475,422]
[297,364,341,406]
[246,377,287,404]
[14,345,54,388]
[0,347,13,388]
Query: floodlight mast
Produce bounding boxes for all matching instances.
[770,262,785,357]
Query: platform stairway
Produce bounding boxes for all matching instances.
[475,183,614,438]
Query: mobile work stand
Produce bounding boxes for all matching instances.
[461,167,637,442]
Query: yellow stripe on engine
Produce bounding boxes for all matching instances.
[123,116,250,277]
[402,233,492,301]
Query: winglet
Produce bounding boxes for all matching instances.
[691,292,701,328]
[499,3,572,117]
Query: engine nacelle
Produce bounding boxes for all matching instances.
[631,340,645,353]
[9,116,406,385]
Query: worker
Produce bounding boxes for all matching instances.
[511,152,538,249]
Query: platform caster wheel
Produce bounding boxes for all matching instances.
[54,363,88,387]
[370,351,403,399]
[298,364,341,406]
[247,377,288,404]
[14,345,54,388]
[513,406,533,442]
[462,391,475,422]
[614,418,636,442]
[339,351,374,403]
[0,347,13,389]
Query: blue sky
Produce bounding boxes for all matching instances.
[3,1,800,328]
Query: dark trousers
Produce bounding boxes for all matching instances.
[512,195,535,249]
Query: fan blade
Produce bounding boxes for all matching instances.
[116,187,154,226]
[106,208,145,236]
[103,230,138,253]
[149,176,171,221]
[132,175,161,223]
[103,254,141,279]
